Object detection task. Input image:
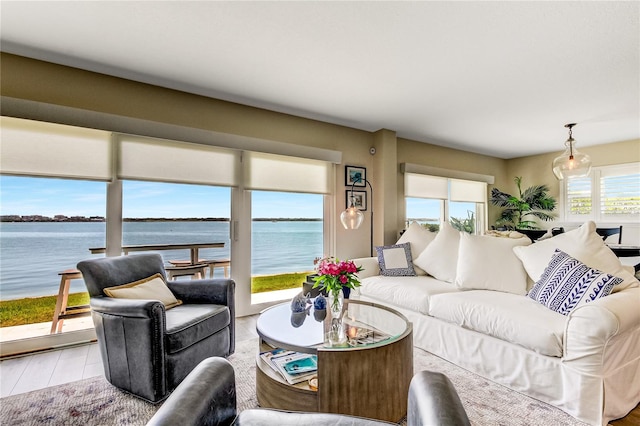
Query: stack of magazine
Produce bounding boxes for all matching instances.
[260,347,318,385]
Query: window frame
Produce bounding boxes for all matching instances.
[404,175,488,234]
[561,162,640,223]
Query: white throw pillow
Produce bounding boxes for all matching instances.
[396,221,437,276]
[513,221,639,292]
[376,242,416,276]
[455,233,532,295]
[103,273,182,309]
[528,249,621,315]
[413,222,460,283]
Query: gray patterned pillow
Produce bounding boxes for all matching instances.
[376,242,416,276]
[527,249,622,315]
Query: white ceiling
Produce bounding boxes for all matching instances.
[1,1,638,159]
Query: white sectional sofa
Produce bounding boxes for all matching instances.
[352,221,640,426]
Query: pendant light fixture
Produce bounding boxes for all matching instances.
[340,178,374,256]
[552,123,592,180]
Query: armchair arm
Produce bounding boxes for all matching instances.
[167,279,236,354]
[90,296,167,402]
[146,357,237,426]
[408,371,470,426]
[167,279,235,306]
[90,296,166,319]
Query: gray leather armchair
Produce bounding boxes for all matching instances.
[77,254,235,403]
[147,357,470,426]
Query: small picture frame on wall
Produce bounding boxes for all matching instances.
[345,165,366,187]
[346,190,367,211]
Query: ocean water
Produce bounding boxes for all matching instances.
[0,221,322,300]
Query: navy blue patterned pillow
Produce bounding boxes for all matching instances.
[528,249,622,315]
[376,242,416,276]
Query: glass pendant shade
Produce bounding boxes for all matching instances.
[552,123,592,180]
[340,205,364,229]
[552,140,592,179]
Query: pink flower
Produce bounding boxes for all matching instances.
[313,256,363,294]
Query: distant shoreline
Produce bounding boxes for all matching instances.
[0,216,322,223]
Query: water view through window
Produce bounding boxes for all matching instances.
[0,177,325,340]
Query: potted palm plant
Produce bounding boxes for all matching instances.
[490,176,557,232]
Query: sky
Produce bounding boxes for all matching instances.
[0,175,474,220]
[0,176,323,219]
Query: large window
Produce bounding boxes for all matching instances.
[563,163,640,222]
[251,191,323,303]
[0,116,339,353]
[244,152,331,305]
[122,181,231,275]
[405,173,487,233]
[0,176,106,340]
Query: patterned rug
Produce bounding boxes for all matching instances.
[0,338,589,426]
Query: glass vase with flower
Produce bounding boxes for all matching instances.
[313,257,363,318]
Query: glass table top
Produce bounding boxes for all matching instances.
[256,299,410,353]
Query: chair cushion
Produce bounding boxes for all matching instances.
[103,273,182,309]
[164,304,230,354]
[237,409,394,425]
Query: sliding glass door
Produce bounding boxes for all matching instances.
[250,191,323,304]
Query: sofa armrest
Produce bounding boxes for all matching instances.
[353,257,380,279]
[408,371,470,426]
[146,357,237,426]
[564,287,640,372]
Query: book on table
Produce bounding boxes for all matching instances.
[260,348,318,385]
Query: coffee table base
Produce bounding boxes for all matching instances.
[256,331,413,423]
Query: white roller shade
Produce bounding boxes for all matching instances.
[244,151,331,194]
[450,179,487,203]
[405,173,448,199]
[118,135,239,186]
[0,116,112,180]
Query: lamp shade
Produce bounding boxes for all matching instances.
[340,206,364,229]
[552,140,592,179]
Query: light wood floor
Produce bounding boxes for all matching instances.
[0,314,637,425]
[0,315,258,398]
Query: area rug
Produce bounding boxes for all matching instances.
[0,338,590,425]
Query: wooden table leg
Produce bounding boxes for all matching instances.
[50,269,84,334]
[50,274,69,334]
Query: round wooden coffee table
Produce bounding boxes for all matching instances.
[256,299,413,423]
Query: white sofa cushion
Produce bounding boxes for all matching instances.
[429,290,566,357]
[513,221,639,292]
[414,222,460,283]
[357,275,459,315]
[528,249,621,315]
[396,221,437,275]
[455,233,531,295]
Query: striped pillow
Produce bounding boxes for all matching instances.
[528,249,622,315]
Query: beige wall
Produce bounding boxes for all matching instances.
[397,138,510,226]
[505,139,640,227]
[2,53,636,256]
